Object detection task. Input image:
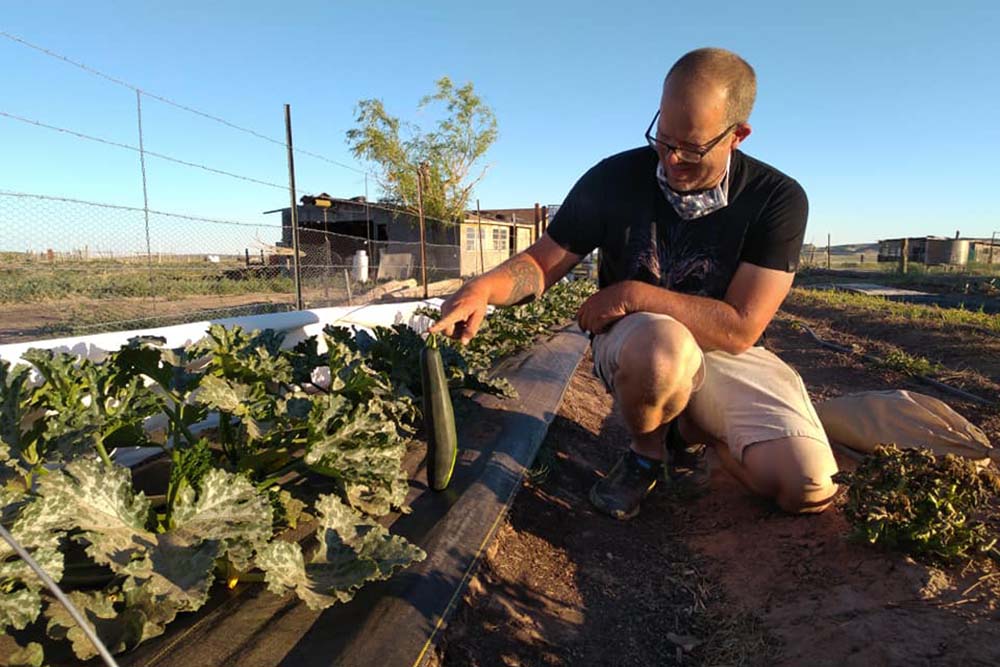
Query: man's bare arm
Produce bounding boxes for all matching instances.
[576,262,794,354]
[494,253,546,306]
[430,234,583,342]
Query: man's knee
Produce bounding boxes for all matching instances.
[614,318,700,400]
[743,437,839,515]
[775,475,838,514]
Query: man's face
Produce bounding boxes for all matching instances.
[655,77,748,192]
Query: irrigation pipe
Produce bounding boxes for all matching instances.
[796,322,998,408]
[0,525,120,667]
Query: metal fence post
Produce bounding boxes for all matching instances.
[135,91,154,297]
[416,163,429,299]
[284,104,304,310]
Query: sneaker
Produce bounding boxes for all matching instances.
[664,420,710,497]
[589,449,663,520]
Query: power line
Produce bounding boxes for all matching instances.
[0,190,281,228]
[0,30,371,176]
[0,33,490,225]
[0,190,473,238]
[0,110,287,191]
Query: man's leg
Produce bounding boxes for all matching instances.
[679,417,838,513]
[612,315,703,458]
[589,312,704,518]
[681,346,840,514]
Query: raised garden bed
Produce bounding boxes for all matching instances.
[0,281,593,667]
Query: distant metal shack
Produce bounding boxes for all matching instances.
[264,194,539,279]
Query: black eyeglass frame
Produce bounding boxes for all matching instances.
[644,110,738,164]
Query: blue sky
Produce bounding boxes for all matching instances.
[2,0,999,254]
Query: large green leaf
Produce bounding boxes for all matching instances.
[195,374,254,415]
[7,641,44,667]
[192,324,293,386]
[20,348,160,463]
[0,360,34,462]
[1,492,67,634]
[45,589,144,661]
[255,494,424,610]
[169,468,273,571]
[25,459,273,656]
[33,458,151,573]
[305,395,408,515]
[0,498,67,633]
[0,587,42,632]
[0,542,60,633]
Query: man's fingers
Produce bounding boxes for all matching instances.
[576,304,590,333]
[431,306,476,340]
[460,307,487,345]
[429,305,465,335]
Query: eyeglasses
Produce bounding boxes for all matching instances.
[645,110,737,164]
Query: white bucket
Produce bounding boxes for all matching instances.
[352,249,369,283]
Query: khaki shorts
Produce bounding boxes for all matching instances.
[592,312,830,462]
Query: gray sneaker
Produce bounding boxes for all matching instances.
[589,449,663,520]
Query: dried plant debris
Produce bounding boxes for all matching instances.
[834,444,1000,563]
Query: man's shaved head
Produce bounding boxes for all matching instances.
[664,48,757,126]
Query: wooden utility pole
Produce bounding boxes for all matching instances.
[826,233,831,270]
[416,163,429,299]
[477,199,485,274]
[900,237,910,274]
[533,203,541,242]
[284,104,304,310]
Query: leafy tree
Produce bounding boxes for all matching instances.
[345,77,498,223]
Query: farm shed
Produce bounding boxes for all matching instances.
[876,235,996,266]
[458,213,538,275]
[969,239,1000,264]
[266,195,540,279]
[264,194,460,278]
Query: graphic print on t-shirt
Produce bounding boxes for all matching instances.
[624,218,720,297]
[543,149,808,298]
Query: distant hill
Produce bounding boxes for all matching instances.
[801,242,879,256]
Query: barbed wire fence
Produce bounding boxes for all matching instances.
[0,31,551,344]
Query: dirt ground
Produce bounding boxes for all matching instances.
[431,313,1000,667]
[0,293,298,342]
[0,281,462,343]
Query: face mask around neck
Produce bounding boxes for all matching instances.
[656,155,731,220]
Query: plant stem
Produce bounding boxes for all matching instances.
[256,458,308,490]
[93,435,113,468]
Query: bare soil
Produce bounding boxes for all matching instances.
[0,281,463,344]
[431,313,1000,667]
[782,290,1000,391]
[0,293,298,343]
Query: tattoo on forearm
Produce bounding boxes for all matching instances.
[499,255,543,306]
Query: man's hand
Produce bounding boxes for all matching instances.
[576,281,641,334]
[428,282,491,345]
[429,236,581,344]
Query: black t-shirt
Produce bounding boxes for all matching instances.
[547,147,808,299]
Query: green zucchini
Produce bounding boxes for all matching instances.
[421,333,458,491]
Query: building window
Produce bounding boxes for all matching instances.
[465,227,477,251]
[492,227,508,251]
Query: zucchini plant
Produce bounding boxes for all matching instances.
[0,280,595,662]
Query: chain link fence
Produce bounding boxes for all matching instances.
[0,191,538,343]
[0,34,556,344]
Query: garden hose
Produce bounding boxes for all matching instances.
[795,322,998,408]
[0,524,120,667]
